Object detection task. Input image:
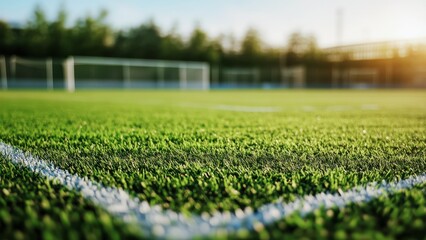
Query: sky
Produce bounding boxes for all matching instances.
[1,0,426,47]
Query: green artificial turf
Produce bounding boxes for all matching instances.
[0,89,425,238]
[0,155,142,240]
[222,183,426,240]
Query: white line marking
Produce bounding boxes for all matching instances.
[301,106,316,112]
[213,105,281,112]
[1,142,425,239]
[326,105,353,112]
[361,104,380,110]
[179,103,282,113]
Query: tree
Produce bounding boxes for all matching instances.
[159,24,184,60]
[218,33,238,53]
[185,26,220,63]
[71,9,114,56]
[48,6,70,57]
[238,28,264,66]
[286,32,319,65]
[241,28,262,57]
[0,21,13,55]
[22,5,49,57]
[186,26,209,61]
[2,5,319,72]
[121,20,163,59]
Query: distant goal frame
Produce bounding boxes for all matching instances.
[64,56,210,92]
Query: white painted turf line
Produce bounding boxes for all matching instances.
[178,103,282,112]
[1,141,425,239]
[212,105,282,112]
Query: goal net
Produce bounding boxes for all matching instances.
[347,68,379,88]
[220,68,260,88]
[8,56,61,89]
[64,56,210,91]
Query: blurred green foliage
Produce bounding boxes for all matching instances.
[0,6,322,67]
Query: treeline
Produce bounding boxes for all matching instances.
[0,6,322,67]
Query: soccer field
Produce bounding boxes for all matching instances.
[0,90,425,239]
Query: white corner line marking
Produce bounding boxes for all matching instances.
[1,142,425,239]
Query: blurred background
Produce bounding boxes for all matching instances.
[1,0,426,90]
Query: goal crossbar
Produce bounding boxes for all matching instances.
[73,56,207,69]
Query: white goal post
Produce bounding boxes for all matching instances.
[0,56,7,90]
[63,56,210,92]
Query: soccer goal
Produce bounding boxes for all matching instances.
[8,56,56,89]
[220,67,260,88]
[347,68,379,88]
[63,56,210,92]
